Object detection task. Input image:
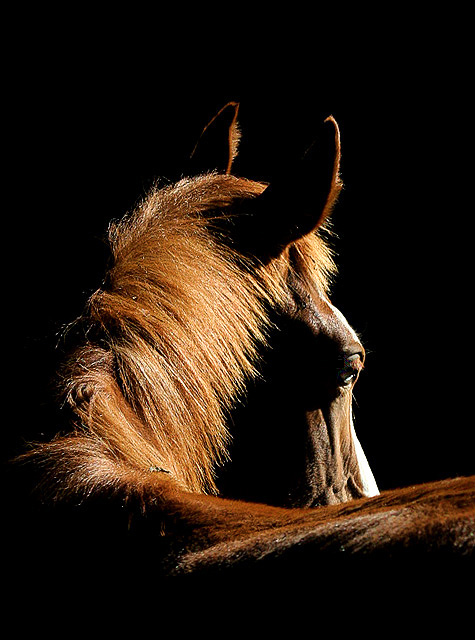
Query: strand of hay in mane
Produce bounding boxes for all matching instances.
[27,172,336,498]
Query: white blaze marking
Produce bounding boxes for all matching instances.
[350,412,379,497]
[327,297,379,497]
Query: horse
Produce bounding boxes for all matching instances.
[20,102,474,583]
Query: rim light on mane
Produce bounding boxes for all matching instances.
[18,103,475,576]
[32,170,336,497]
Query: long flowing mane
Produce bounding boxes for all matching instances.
[16,105,474,591]
[31,171,336,497]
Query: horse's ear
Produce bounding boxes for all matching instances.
[189,102,241,175]
[263,115,342,242]
[298,115,342,231]
[233,116,342,259]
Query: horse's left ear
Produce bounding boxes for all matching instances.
[264,115,342,244]
[301,115,342,231]
[232,116,342,259]
[189,102,241,175]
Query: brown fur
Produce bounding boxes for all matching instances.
[28,171,335,497]
[22,109,474,576]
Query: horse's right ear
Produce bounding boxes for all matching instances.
[188,102,241,175]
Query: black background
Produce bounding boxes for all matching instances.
[4,14,473,531]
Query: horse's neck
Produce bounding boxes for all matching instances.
[126,474,475,572]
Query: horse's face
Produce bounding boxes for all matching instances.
[217,260,379,507]
[282,266,378,505]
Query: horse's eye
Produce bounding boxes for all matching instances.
[338,353,363,387]
[339,370,358,386]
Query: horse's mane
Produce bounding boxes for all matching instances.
[29,171,337,497]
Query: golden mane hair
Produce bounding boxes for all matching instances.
[27,167,337,498]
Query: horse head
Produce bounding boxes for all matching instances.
[193,103,379,506]
[27,102,378,512]
[21,103,475,581]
